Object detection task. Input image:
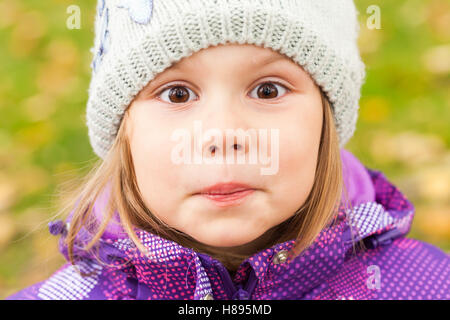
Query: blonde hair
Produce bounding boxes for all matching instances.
[63,89,354,275]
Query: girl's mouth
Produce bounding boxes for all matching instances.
[194,182,257,208]
[198,189,255,207]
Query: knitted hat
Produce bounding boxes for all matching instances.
[87,0,366,159]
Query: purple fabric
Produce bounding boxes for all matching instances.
[341,149,376,207]
[6,149,449,300]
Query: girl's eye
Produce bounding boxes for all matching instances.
[158,85,197,104]
[157,81,289,104]
[249,82,289,100]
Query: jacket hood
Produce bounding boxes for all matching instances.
[48,148,415,299]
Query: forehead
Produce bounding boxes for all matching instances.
[168,43,292,72]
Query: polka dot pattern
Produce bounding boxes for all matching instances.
[6,168,450,300]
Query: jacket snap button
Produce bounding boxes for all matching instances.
[201,293,214,300]
[273,250,289,265]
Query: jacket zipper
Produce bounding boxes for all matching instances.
[363,227,404,249]
[213,261,258,300]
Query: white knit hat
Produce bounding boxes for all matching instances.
[87,0,366,159]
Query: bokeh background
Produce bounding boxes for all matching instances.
[0,0,449,298]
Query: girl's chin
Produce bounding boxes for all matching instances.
[187,227,267,249]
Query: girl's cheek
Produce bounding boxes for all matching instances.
[131,143,180,216]
[278,123,318,165]
[131,126,185,193]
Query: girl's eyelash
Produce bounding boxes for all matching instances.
[258,81,291,92]
[248,81,291,98]
[156,82,191,96]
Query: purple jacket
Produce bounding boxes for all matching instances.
[6,149,449,300]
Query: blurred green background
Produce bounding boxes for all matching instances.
[0,0,449,298]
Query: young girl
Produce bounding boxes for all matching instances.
[7,0,449,300]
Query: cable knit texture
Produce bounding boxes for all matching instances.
[86,0,366,159]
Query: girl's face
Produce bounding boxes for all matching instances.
[126,44,323,248]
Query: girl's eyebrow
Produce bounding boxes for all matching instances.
[250,54,287,68]
[169,53,287,72]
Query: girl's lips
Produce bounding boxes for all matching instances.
[197,182,254,195]
[194,182,257,207]
[197,189,256,207]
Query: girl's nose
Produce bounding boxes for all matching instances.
[198,122,257,163]
[208,141,243,155]
[202,132,249,161]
